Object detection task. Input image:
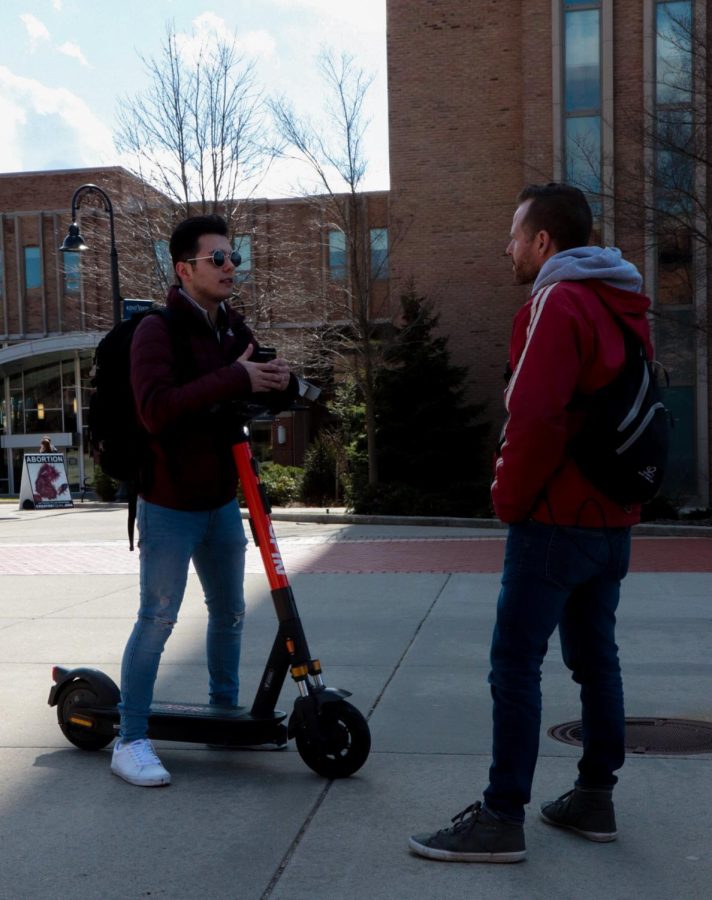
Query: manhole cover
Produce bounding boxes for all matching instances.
[548,718,712,755]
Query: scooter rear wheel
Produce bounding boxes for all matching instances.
[57,680,114,751]
[295,699,370,778]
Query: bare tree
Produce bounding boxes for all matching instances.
[116,20,272,286]
[588,3,710,501]
[557,3,710,374]
[270,50,392,484]
[613,6,708,248]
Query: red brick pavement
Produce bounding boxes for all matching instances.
[0,536,710,576]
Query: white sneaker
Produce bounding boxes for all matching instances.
[111,739,171,787]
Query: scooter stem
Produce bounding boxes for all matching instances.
[232,439,289,590]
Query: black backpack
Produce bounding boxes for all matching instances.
[568,324,671,506]
[88,307,186,548]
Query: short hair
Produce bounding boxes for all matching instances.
[169,214,228,269]
[516,183,592,251]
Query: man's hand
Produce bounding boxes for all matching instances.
[236,344,291,392]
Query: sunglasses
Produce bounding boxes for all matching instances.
[185,249,242,267]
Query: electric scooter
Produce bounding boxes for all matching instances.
[48,387,371,779]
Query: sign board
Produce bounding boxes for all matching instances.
[122,299,154,320]
[19,453,74,510]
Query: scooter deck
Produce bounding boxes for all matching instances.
[145,702,288,746]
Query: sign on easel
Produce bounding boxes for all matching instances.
[19,453,74,510]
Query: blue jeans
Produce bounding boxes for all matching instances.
[118,498,247,742]
[483,521,631,822]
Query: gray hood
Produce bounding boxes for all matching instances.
[532,246,643,295]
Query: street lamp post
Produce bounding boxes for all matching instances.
[59,183,122,326]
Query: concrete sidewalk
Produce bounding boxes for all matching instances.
[0,506,710,899]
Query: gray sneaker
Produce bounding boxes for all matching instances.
[540,787,616,842]
[409,801,526,863]
[111,739,171,787]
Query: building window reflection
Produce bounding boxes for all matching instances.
[154,239,173,285]
[2,356,94,494]
[328,230,347,281]
[63,251,81,294]
[562,2,602,205]
[233,234,253,283]
[24,246,42,290]
[653,0,696,496]
[370,228,388,280]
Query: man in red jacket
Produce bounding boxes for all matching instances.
[410,183,651,861]
[111,214,297,787]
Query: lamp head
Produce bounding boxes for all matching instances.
[59,222,88,252]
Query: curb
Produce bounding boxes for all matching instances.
[5,500,712,538]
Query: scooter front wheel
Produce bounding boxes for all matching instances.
[57,680,114,751]
[295,699,370,778]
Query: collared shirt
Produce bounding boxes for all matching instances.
[178,288,225,336]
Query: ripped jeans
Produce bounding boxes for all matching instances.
[118,498,248,742]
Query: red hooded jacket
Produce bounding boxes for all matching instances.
[131,286,297,511]
[491,277,653,527]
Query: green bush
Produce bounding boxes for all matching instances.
[249,463,304,507]
[301,433,344,505]
[640,495,679,521]
[349,480,491,518]
[93,465,118,502]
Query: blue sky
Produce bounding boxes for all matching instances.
[0,0,388,197]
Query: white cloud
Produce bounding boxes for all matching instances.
[175,12,227,65]
[52,0,63,10]
[173,15,276,65]
[20,13,51,48]
[272,0,385,32]
[0,65,115,173]
[240,29,277,62]
[58,41,91,68]
[192,10,226,36]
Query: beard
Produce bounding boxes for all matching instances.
[511,254,541,285]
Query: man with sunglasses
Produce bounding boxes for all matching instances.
[111,214,298,787]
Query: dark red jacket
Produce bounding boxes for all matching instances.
[491,277,653,527]
[131,286,297,510]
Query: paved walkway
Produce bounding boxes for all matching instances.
[0,505,710,899]
[2,528,711,575]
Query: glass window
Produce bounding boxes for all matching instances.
[656,1,693,106]
[564,9,601,112]
[654,3,696,291]
[233,234,252,282]
[24,246,42,290]
[328,230,346,281]
[154,239,173,282]
[370,228,388,280]
[659,385,696,494]
[564,116,601,194]
[63,251,81,294]
[62,359,78,434]
[22,362,63,433]
[656,217,693,306]
[656,308,696,386]
[248,418,273,462]
[562,2,601,210]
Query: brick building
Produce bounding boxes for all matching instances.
[387,0,711,504]
[0,166,389,495]
[3,1,708,505]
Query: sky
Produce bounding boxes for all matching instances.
[0,0,388,198]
